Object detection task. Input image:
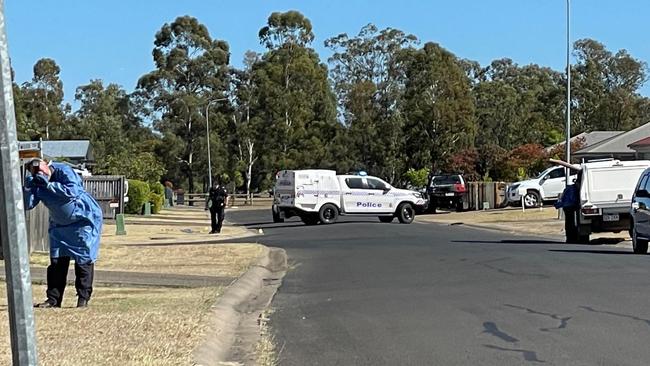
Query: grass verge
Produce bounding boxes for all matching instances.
[0,284,220,366]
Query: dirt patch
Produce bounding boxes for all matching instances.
[418,208,630,243]
[0,284,220,366]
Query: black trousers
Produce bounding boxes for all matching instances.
[46,256,94,306]
[210,206,225,233]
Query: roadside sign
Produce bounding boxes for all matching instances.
[18,150,39,159]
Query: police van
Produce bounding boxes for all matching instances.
[272,170,427,225]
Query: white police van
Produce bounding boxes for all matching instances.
[272,170,427,225]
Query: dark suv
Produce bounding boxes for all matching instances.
[426,174,468,213]
[631,167,650,254]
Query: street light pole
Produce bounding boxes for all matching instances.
[205,98,227,189]
[565,0,572,186]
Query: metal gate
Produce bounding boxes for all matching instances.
[83,175,126,219]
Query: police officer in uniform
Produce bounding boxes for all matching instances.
[206,177,228,234]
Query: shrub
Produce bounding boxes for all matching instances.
[148,182,165,214]
[150,182,164,195]
[149,193,164,214]
[125,179,150,215]
[404,168,430,189]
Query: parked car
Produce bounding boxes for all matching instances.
[426,174,468,212]
[631,167,650,253]
[554,159,650,244]
[506,166,577,208]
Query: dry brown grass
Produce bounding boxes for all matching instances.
[256,309,280,366]
[421,207,559,224]
[31,243,265,277]
[96,243,266,277]
[0,284,221,366]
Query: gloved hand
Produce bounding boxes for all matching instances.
[33,173,49,187]
[24,175,35,189]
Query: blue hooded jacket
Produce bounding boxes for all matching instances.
[24,162,102,264]
[554,184,579,210]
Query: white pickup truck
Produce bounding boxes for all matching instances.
[272,170,427,225]
[554,159,650,243]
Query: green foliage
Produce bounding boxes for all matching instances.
[149,182,165,214]
[325,24,418,182]
[12,14,650,194]
[404,168,430,188]
[401,42,477,171]
[136,15,231,193]
[573,39,649,132]
[125,180,151,215]
[103,152,166,184]
[149,181,165,195]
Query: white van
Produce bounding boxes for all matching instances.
[272,170,427,225]
[555,159,650,243]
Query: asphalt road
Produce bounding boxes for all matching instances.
[227,208,650,366]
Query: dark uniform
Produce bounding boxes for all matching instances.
[207,185,228,234]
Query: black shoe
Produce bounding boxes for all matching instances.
[34,301,57,308]
[77,298,88,308]
[209,230,218,234]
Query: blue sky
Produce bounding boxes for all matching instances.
[6,0,650,105]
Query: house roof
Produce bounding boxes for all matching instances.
[545,131,623,152]
[629,136,650,148]
[574,122,650,156]
[29,140,94,161]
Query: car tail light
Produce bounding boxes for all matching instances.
[581,207,599,216]
[454,183,466,193]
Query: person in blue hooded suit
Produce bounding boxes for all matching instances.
[24,159,102,308]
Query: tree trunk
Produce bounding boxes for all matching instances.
[245,139,255,203]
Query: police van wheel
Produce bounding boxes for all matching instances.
[397,203,415,224]
[379,216,394,223]
[319,204,339,224]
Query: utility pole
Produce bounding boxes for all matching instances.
[565,0,572,186]
[0,0,39,364]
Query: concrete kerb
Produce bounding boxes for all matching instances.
[193,246,288,366]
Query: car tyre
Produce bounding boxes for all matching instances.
[523,191,541,209]
[632,228,648,254]
[456,199,469,212]
[379,216,394,223]
[397,203,415,224]
[318,204,339,224]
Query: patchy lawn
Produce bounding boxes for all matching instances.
[0,284,220,366]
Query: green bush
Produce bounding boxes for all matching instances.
[148,182,165,214]
[150,181,164,195]
[125,179,151,215]
[149,192,164,214]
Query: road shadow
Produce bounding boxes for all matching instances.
[234,220,382,229]
[549,249,632,255]
[453,239,564,245]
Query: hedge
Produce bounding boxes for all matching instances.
[149,182,165,214]
[125,179,151,215]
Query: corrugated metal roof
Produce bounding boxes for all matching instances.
[574,123,650,156]
[24,140,93,160]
